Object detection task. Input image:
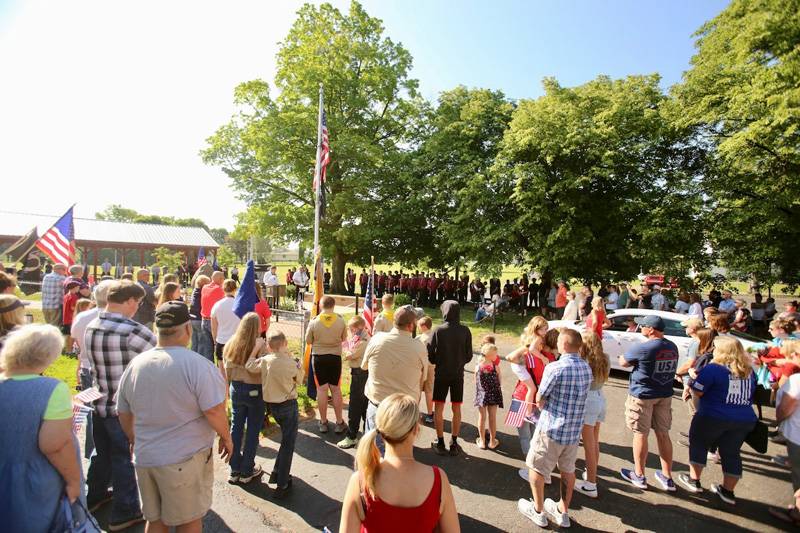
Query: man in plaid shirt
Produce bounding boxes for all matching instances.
[85,280,156,531]
[41,263,67,326]
[518,329,591,529]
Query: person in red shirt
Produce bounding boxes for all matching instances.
[359,270,368,297]
[346,269,357,296]
[386,274,395,295]
[254,284,272,338]
[199,271,225,361]
[62,279,82,351]
[555,281,569,318]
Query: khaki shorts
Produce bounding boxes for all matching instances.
[526,428,578,475]
[423,364,436,393]
[136,448,213,526]
[43,308,61,327]
[625,395,672,434]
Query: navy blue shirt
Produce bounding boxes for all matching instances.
[624,337,679,399]
[692,363,757,423]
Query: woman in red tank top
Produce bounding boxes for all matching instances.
[339,394,459,533]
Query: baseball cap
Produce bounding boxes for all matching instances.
[634,315,665,331]
[652,284,661,290]
[0,297,29,314]
[155,301,191,328]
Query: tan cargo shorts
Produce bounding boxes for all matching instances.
[625,395,672,434]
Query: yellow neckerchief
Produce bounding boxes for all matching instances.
[318,312,338,328]
[381,309,394,322]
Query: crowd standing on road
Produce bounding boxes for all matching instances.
[4,257,800,531]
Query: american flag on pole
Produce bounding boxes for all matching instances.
[363,262,376,334]
[35,206,76,266]
[313,108,330,218]
[504,398,529,428]
[197,247,207,266]
[72,403,94,433]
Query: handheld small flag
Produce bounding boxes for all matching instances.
[72,403,94,433]
[35,206,76,266]
[504,398,536,428]
[233,260,259,318]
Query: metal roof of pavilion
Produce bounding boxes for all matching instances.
[0,211,219,249]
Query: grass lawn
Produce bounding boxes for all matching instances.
[44,353,79,391]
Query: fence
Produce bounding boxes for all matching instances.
[269,309,309,355]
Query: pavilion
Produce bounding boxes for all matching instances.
[0,210,218,275]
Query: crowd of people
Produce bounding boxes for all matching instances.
[2,259,800,531]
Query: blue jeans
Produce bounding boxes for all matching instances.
[79,368,95,459]
[518,421,534,457]
[230,382,265,475]
[198,319,214,362]
[190,319,203,353]
[267,399,299,488]
[86,415,140,521]
[365,401,385,455]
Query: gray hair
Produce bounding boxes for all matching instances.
[69,264,84,276]
[93,279,114,308]
[1,324,63,372]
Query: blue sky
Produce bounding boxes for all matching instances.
[0,0,729,229]
[358,0,728,100]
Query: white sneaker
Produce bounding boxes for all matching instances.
[518,467,530,482]
[574,480,598,499]
[544,498,571,528]
[518,498,548,527]
[582,469,588,481]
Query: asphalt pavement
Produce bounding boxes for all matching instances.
[83,332,796,532]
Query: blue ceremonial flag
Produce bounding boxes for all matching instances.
[232,260,259,319]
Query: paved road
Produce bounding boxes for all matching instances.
[82,333,795,532]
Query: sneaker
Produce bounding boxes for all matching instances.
[108,513,145,531]
[518,467,530,482]
[273,477,293,500]
[620,468,647,489]
[581,469,588,482]
[424,414,434,424]
[239,464,264,484]
[227,471,240,484]
[449,442,463,456]
[771,434,788,444]
[677,473,702,493]
[574,480,598,499]
[654,471,676,492]
[517,498,548,527]
[679,431,689,438]
[87,491,113,512]
[711,483,736,505]
[337,436,358,449]
[432,441,449,456]
[544,497,571,528]
[334,422,347,434]
[318,421,329,433]
[678,438,690,448]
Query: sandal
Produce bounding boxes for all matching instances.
[488,438,500,450]
[475,437,487,450]
[768,505,800,525]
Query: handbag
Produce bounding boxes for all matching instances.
[745,420,769,454]
[52,496,101,533]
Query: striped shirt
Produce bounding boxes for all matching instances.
[41,272,66,309]
[536,353,592,445]
[85,311,156,417]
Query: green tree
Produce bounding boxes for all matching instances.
[412,86,515,270]
[496,75,708,283]
[95,204,139,222]
[216,245,237,268]
[673,0,800,288]
[151,246,184,273]
[209,227,229,245]
[202,1,424,293]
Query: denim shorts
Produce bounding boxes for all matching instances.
[583,389,606,426]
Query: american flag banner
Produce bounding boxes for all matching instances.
[35,205,76,266]
[197,247,207,266]
[504,398,537,428]
[72,403,94,433]
[312,92,330,218]
[363,261,376,334]
[74,387,104,404]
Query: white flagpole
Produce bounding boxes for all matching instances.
[312,84,324,310]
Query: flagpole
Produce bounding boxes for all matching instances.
[312,84,324,309]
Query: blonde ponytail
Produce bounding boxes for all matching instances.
[355,429,382,498]
[354,393,419,498]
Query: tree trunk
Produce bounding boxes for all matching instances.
[330,248,347,295]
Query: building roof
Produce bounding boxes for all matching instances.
[0,210,219,249]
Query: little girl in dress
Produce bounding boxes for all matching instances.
[474,343,503,449]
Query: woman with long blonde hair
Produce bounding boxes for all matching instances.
[575,331,610,498]
[340,394,458,532]
[222,312,266,484]
[678,336,756,505]
[156,281,182,306]
[584,296,609,338]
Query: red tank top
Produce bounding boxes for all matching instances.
[361,467,441,533]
